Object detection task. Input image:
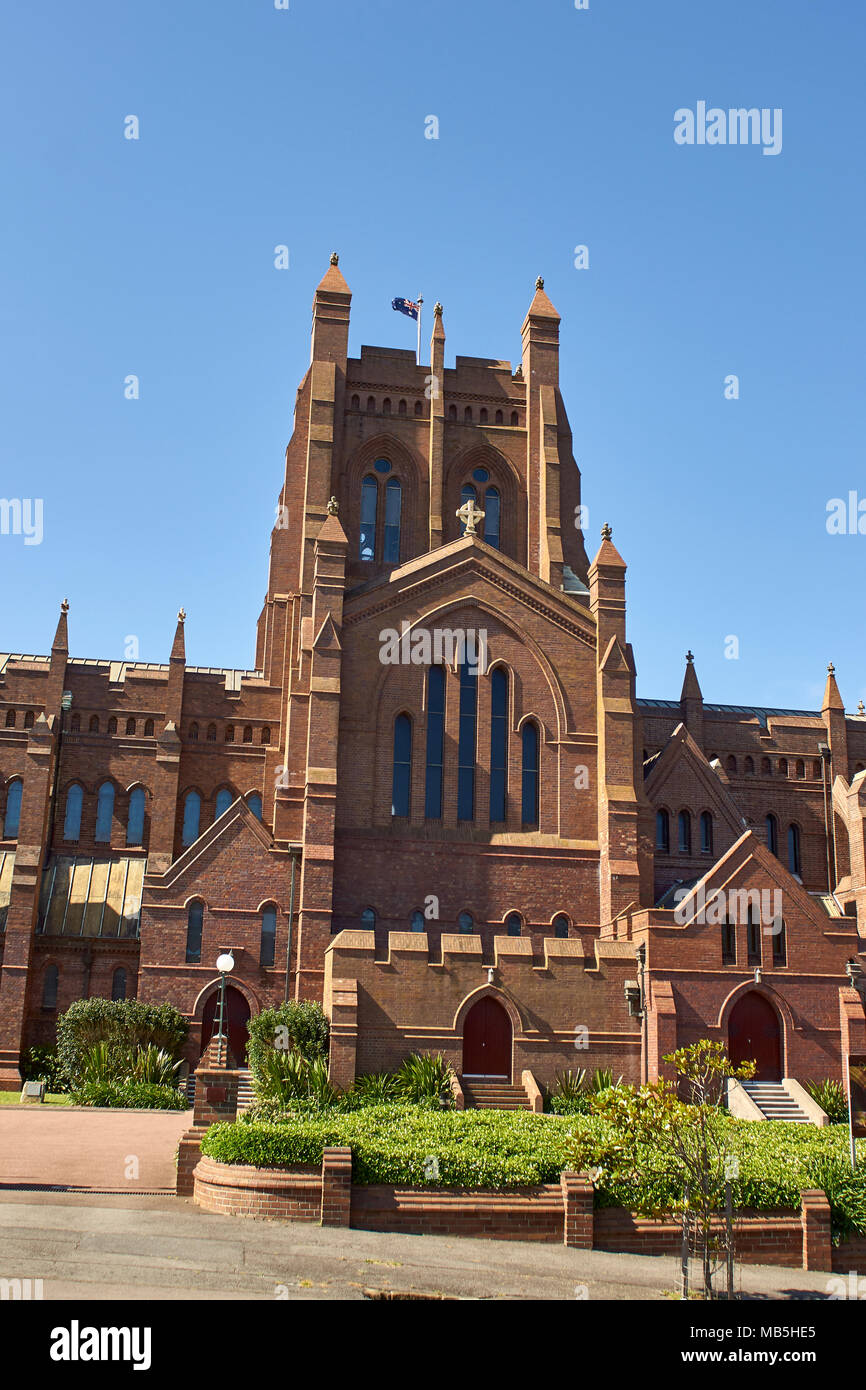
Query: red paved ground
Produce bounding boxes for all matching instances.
[0,1107,190,1191]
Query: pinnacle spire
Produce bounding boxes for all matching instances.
[52,598,69,653]
[822,661,844,713]
[170,609,186,663]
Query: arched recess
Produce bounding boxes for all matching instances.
[716,981,793,1080]
[453,984,524,1037]
[443,443,524,561]
[192,975,262,1034]
[342,433,426,573]
[726,991,783,1081]
[457,990,519,1080]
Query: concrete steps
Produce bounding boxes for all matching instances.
[742,1081,810,1123]
[461,1080,530,1111]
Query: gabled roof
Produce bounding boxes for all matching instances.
[146,796,273,890]
[644,722,747,839]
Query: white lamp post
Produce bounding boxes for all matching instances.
[214,951,235,1063]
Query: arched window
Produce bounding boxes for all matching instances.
[414,400,423,417]
[392,714,412,817]
[458,911,474,933]
[360,475,378,561]
[772,917,787,966]
[189,722,199,741]
[260,904,277,968]
[424,665,445,819]
[144,719,154,736]
[700,811,713,855]
[181,791,201,847]
[484,486,501,550]
[367,396,375,412]
[552,914,569,938]
[766,813,778,856]
[448,404,457,421]
[63,783,83,841]
[126,718,136,735]
[261,727,271,745]
[111,967,127,1001]
[360,907,376,931]
[761,757,771,775]
[247,793,263,820]
[383,477,402,564]
[126,787,146,846]
[510,410,519,426]
[42,964,58,1009]
[480,407,488,424]
[3,779,23,839]
[778,757,788,776]
[70,714,80,732]
[398,399,407,415]
[410,909,425,932]
[464,406,472,422]
[5,710,15,727]
[725,755,736,774]
[24,710,34,728]
[721,919,736,965]
[243,725,252,743]
[351,394,360,410]
[788,823,801,876]
[505,912,521,936]
[656,808,670,853]
[521,722,539,827]
[95,782,115,842]
[108,717,117,735]
[795,759,805,779]
[383,398,391,414]
[747,907,761,966]
[458,659,478,821]
[224,725,234,743]
[215,787,233,820]
[812,759,822,779]
[88,715,98,733]
[489,667,508,823]
[495,409,503,425]
[678,810,692,855]
[206,723,216,741]
[744,756,754,774]
[185,900,203,963]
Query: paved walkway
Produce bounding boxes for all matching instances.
[0,1192,839,1301]
[0,1107,190,1192]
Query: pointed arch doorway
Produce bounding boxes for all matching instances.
[728,992,782,1081]
[462,996,512,1080]
[200,985,251,1065]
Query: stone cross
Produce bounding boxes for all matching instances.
[456,497,485,536]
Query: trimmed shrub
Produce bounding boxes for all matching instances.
[57,999,187,1085]
[246,1002,329,1081]
[70,1081,187,1110]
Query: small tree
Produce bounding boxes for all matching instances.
[246,1001,330,1082]
[569,1040,755,1298]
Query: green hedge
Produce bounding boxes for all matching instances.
[57,999,187,1085]
[200,1107,866,1238]
[70,1081,188,1110]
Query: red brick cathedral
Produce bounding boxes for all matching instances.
[1,256,865,1096]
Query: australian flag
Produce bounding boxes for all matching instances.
[391,296,420,321]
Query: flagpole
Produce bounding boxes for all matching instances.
[417,294,423,367]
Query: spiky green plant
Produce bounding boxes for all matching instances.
[396,1052,455,1107]
[590,1068,624,1094]
[129,1044,182,1087]
[804,1078,849,1124]
[352,1072,401,1104]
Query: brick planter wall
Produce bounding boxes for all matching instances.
[192,1151,861,1273]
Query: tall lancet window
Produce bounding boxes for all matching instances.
[521,722,539,827]
[484,487,501,550]
[458,483,477,535]
[457,659,478,821]
[383,477,402,563]
[489,667,508,823]
[359,476,377,561]
[424,665,445,819]
[392,714,412,817]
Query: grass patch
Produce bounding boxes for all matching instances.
[0,1092,71,1106]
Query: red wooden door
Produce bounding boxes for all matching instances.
[728,992,781,1081]
[201,986,251,1065]
[463,997,512,1078]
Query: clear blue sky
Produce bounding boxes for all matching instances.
[2,0,864,713]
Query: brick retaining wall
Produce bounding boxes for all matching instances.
[192,1150,862,1272]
